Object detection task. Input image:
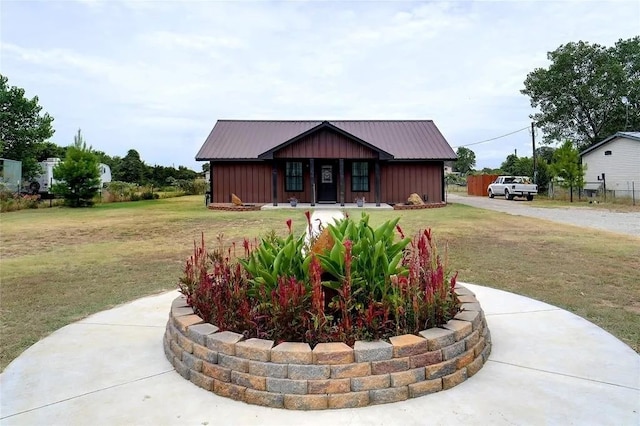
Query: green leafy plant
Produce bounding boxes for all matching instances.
[179,213,460,346]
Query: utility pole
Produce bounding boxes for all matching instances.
[531,122,537,181]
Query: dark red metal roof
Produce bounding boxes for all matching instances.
[195,120,457,161]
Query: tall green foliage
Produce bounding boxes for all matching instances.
[116,149,148,184]
[550,141,586,202]
[52,130,100,207]
[454,147,476,175]
[500,154,533,177]
[522,37,640,150]
[0,74,55,180]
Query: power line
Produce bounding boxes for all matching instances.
[452,126,530,148]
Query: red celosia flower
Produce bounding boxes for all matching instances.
[396,225,405,239]
[243,238,250,257]
[286,219,292,234]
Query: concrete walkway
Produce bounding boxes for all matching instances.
[1,284,638,425]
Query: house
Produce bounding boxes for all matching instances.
[196,120,457,206]
[580,131,640,198]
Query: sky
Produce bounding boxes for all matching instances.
[1,0,639,171]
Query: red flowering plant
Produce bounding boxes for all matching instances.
[178,213,460,346]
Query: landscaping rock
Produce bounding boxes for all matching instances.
[407,193,424,205]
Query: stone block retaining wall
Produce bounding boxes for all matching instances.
[163,285,491,410]
[392,202,447,210]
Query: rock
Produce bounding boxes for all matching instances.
[231,193,243,206]
[407,193,424,205]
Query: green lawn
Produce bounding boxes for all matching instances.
[1,196,638,370]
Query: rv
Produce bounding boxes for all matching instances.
[28,158,112,195]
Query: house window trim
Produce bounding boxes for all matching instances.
[285,161,304,192]
[351,161,370,192]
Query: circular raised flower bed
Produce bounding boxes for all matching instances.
[163,284,491,410]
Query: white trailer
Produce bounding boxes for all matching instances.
[28,158,112,195]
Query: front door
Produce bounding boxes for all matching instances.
[317,162,337,202]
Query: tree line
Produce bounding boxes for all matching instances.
[452,36,637,197]
[1,74,200,188]
[453,143,584,196]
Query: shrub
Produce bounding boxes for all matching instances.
[176,179,207,195]
[0,192,41,212]
[179,213,460,346]
[140,191,159,200]
[104,181,138,202]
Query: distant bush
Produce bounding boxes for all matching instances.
[140,191,159,200]
[105,181,138,202]
[176,179,207,195]
[1,192,42,212]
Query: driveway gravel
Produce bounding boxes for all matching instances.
[446,193,640,238]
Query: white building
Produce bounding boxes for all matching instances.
[580,132,640,199]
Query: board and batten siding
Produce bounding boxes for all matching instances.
[381,162,443,204]
[582,137,640,197]
[274,129,378,159]
[211,162,272,203]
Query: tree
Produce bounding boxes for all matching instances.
[501,154,533,177]
[534,159,551,194]
[535,146,556,164]
[522,37,640,151]
[0,74,55,179]
[34,141,66,161]
[549,140,585,202]
[116,149,148,184]
[52,130,100,207]
[453,147,476,175]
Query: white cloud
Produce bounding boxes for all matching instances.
[2,0,639,169]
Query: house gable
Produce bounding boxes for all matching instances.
[259,121,392,160]
[273,128,378,159]
[581,134,640,188]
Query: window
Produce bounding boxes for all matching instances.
[604,150,612,156]
[351,161,369,192]
[285,161,303,192]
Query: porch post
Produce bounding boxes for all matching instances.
[272,163,278,206]
[209,161,214,203]
[441,161,445,203]
[309,158,316,206]
[375,160,381,206]
[339,159,345,206]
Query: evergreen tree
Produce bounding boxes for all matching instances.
[52,129,100,207]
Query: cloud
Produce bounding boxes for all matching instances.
[2,0,639,169]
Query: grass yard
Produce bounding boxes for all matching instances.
[1,196,639,370]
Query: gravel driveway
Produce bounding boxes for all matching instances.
[446,193,640,238]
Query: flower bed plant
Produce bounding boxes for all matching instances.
[178,212,460,346]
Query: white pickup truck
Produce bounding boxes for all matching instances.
[487,176,537,201]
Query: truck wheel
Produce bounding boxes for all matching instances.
[527,194,534,201]
[29,181,40,194]
[504,189,510,200]
[488,190,494,198]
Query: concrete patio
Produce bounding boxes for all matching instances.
[1,283,638,425]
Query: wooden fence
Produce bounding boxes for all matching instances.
[467,175,498,196]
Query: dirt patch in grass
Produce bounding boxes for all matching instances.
[1,198,638,370]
